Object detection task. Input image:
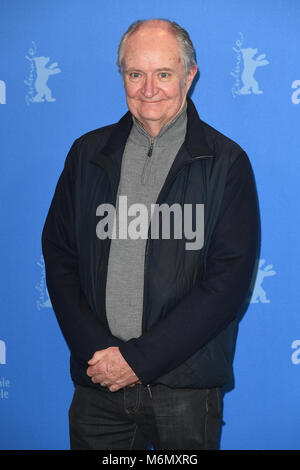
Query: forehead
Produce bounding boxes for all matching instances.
[123,26,183,70]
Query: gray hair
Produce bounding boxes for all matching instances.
[117,19,197,77]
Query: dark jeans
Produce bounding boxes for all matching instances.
[69,383,223,450]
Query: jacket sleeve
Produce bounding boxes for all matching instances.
[119,151,260,384]
[41,139,124,364]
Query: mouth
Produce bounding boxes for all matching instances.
[140,100,162,104]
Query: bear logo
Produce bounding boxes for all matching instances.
[31,56,61,103]
[239,48,269,95]
[251,259,276,304]
[0,80,6,104]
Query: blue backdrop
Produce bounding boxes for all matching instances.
[1,0,299,450]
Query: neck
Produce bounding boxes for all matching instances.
[140,121,165,138]
[136,100,188,138]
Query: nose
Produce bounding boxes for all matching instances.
[142,74,156,98]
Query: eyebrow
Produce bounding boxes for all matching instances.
[125,67,174,73]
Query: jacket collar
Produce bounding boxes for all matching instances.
[184,95,215,157]
[90,95,214,171]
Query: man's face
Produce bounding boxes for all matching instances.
[122,24,197,136]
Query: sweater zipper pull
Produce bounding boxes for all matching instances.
[147,139,154,157]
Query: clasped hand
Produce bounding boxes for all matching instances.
[86,346,141,392]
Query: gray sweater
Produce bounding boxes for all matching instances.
[105,103,187,341]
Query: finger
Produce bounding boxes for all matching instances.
[88,350,106,365]
[86,359,109,376]
[90,374,111,386]
[109,379,135,392]
[109,384,122,392]
[87,361,107,377]
[86,365,100,377]
[108,375,139,392]
[87,357,98,366]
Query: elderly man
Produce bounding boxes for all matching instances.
[42,19,260,450]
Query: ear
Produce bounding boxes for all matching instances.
[186,65,198,91]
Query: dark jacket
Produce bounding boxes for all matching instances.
[42,96,260,390]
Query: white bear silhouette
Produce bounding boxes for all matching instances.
[239,48,269,95]
[251,259,276,303]
[32,56,61,102]
[0,80,6,104]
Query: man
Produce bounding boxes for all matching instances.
[42,19,260,450]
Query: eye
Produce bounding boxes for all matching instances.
[128,72,142,81]
[158,72,170,80]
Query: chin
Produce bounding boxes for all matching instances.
[140,112,164,122]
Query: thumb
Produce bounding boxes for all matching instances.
[87,350,104,365]
[87,356,97,365]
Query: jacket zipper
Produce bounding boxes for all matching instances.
[146,384,152,398]
[142,154,214,386]
[142,156,212,285]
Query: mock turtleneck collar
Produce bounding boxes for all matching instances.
[130,101,187,147]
